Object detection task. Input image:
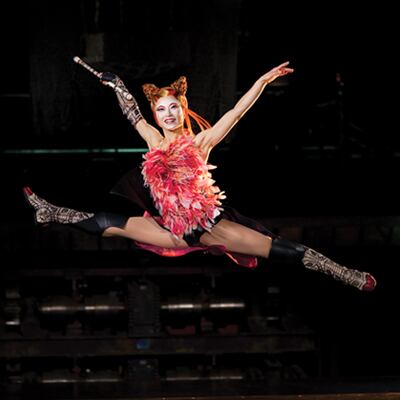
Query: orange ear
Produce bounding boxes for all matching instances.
[142,83,160,103]
[170,76,187,97]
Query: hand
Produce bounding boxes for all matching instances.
[260,61,294,85]
[100,72,119,85]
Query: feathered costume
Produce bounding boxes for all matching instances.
[111,133,276,268]
[141,134,225,238]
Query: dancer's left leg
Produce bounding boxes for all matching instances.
[200,220,376,291]
[268,238,376,291]
[200,219,273,258]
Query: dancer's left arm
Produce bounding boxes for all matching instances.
[196,62,293,150]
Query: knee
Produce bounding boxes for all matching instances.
[79,212,129,236]
[268,237,306,261]
[96,212,128,231]
[198,232,215,246]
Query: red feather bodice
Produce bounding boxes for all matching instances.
[141,134,226,238]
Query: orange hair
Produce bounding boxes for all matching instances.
[142,76,211,133]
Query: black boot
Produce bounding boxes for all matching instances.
[269,237,376,291]
[23,187,128,235]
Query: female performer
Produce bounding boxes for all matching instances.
[24,61,376,291]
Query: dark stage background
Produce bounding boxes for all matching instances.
[1,1,400,399]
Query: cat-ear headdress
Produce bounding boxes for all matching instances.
[142,76,187,105]
[142,76,210,132]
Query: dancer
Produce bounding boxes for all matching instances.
[24,61,376,291]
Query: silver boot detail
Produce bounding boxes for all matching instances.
[302,247,376,291]
[23,187,94,225]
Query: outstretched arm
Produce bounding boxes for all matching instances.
[200,62,293,149]
[100,73,162,149]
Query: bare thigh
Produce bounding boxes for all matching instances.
[103,216,189,249]
[199,219,272,258]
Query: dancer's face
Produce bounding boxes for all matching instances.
[154,96,184,131]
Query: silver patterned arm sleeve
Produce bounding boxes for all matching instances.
[101,72,144,127]
[114,78,144,127]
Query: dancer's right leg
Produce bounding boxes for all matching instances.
[23,187,188,249]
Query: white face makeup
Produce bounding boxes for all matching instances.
[154,95,184,131]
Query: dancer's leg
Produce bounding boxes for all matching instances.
[104,217,188,248]
[199,219,273,257]
[24,187,127,233]
[268,238,376,291]
[24,187,188,249]
[199,219,376,291]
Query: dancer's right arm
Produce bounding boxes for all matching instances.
[100,73,162,149]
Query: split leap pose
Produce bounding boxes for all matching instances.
[24,60,376,291]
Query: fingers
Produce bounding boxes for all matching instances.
[279,61,290,67]
[101,80,114,88]
[272,62,294,76]
[277,63,294,75]
[274,69,293,77]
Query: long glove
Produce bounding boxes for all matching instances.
[101,72,144,127]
